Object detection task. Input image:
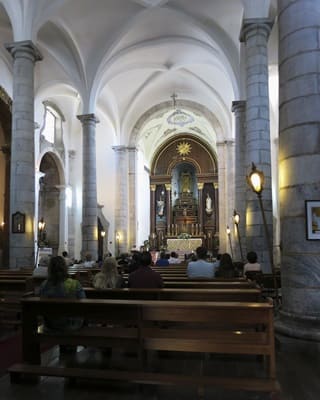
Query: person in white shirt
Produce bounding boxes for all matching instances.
[168,251,181,264]
[243,251,261,275]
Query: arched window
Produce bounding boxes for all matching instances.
[40,101,65,146]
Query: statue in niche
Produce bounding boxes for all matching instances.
[181,172,192,193]
[157,197,165,217]
[205,192,213,215]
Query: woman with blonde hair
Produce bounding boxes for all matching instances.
[92,257,124,289]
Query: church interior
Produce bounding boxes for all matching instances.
[0,0,320,399]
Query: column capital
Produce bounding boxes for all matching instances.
[231,100,246,114]
[5,40,42,62]
[240,18,273,43]
[112,145,127,153]
[165,184,171,191]
[77,113,99,124]
[197,183,204,190]
[150,184,156,192]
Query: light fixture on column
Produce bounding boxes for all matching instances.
[100,230,105,238]
[115,232,121,257]
[38,218,46,247]
[233,210,244,262]
[226,225,234,259]
[247,162,279,307]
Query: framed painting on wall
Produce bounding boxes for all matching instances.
[305,200,320,240]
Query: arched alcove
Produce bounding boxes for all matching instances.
[38,152,64,255]
[149,134,219,254]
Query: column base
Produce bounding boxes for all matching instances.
[275,309,320,342]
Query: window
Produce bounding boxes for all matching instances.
[42,108,55,143]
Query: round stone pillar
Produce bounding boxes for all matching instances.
[277,0,320,340]
[113,146,129,254]
[77,114,99,261]
[5,40,42,268]
[232,101,247,260]
[240,19,273,272]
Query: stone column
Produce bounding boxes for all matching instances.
[276,0,320,340]
[113,146,129,254]
[165,183,172,234]
[56,185,68,256]
[5,41,42,268]
[77,114,99,260]
[232,100,247,260]
[128,147,137,250]
[240,19,273,272]
[150,184,156,235]
[197,183,204,235]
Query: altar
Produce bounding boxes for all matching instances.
[166,238,202,253]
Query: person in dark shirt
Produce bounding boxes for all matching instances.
[128,251,163,288]
[155,252,169,266]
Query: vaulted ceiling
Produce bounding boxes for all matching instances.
[0,0,278,161]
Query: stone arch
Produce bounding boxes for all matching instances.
[149,134,218,253]
[38,151,66,255]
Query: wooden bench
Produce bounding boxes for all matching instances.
[9,297,280,395]
[155,280,256,289]
[83,287,262,302]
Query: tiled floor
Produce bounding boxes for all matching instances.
[0,333,319,400]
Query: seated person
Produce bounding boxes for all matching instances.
[187,246,216,278]
[39,256,86,332]
[243,251,261,274]
[155,252,169,266]
[243,251,262,282]
[82,252,96,268]
[168,251,181,264]
[62,250,73,266]
[128,251,142,273]
[128,251,163,288]
[215,253,238,278]
[92,257,125,289]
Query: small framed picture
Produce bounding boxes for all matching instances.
[305,200,320,240]
[12,211,25,233]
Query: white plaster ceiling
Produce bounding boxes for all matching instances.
[0,0,278,158]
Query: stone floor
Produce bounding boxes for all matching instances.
[0,333,319,400]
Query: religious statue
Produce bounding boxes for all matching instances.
[181,172,192,193]
[157,197,165,217]
[205,192,213,215]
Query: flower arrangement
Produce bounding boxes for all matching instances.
[178,232,191,239]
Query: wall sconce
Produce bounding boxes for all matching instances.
[38,217,46,246]
[100,230,106,238]
[115,232,121,257]
[233,209,244,262]
[247,162,279,307]
[226,225,234,258]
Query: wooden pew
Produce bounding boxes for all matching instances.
[0,278,33,331]
[83,287,262,302]
[9,297,280,395]
[153,280,256,289]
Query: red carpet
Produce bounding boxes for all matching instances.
[0,333,22,376]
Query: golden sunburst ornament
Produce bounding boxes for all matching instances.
[176,141,191,156]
